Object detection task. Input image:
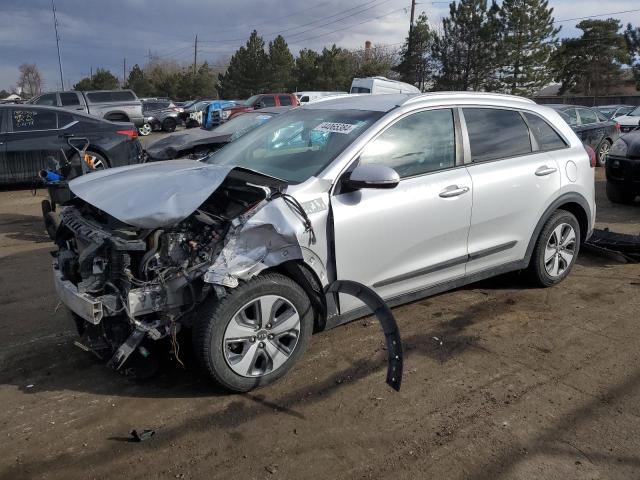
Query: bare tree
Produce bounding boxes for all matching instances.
[17,63,43,98]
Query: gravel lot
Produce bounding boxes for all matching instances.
[0,166,639,480]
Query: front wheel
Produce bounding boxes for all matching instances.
[193,273,313,392]
[528,210,580,287]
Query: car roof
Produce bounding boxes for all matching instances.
[597,104,634,108]
[242,106,294,114]
[304,92,537,112]
[547,104,594,110]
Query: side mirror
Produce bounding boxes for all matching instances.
[343,164,400,190]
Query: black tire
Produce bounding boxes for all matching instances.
[606,182,636,204]
[528,210,581,287]
[162,117,177,132]
[193,273,313,392]
[44,211,60,240]
[185,118,199,129]
[596,139,611,167]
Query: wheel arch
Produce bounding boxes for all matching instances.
[524,193,591,266]
[85,145,111,167]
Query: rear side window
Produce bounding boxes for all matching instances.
[523,113,567,151]
[279,95,292,106]
[57,112,75,128]
[360,109,456,178]
[87,92,111,103]
[351,87,371,93]
[562,108,578,126]
[11,109,57,131]
[463,108,531,162]
[60,92,80,106]
[577,108,598,125]
[300,96,309,103]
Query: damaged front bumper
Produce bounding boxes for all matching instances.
[53,263,105,325]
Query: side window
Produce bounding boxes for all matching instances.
[261,96,276,107]
[360,109,456,178]
[57,112,75,128]
[300,96,309,103]
[523,113,567,151]
[11,109,57,131]
[577,108,598,125]
[34,93,57,106]
[60,92,80,106]
[279,95,292,106]
[463,108,531,162]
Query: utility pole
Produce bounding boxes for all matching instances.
[51,0,65,90]
[408,0,416,58]
[123,58,126,87]
[90,66,93,82]
[193,34,198,75]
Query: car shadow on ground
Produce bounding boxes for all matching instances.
[0,213,50,243]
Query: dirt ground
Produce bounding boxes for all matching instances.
[0,167,639,480]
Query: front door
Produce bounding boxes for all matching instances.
[331,108,472,313]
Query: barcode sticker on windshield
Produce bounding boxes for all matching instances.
[314,122,357,134]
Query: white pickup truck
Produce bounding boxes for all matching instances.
[29,90,145,126]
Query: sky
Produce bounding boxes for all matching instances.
[1,0,639,92]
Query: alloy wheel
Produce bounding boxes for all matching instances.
[544,223,576,277]
[223,295,301,378]
[598,141,610,166]
[139,123,152,136]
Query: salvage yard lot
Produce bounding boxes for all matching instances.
[0,170,639,479]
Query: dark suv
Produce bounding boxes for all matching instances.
[605,131,640,204]
[224,93,299,119]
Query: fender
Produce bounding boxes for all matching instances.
[524,192,592,265]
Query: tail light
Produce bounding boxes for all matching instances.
[584,144,596,168]
[116,129,138,140]
[615,122,620,131]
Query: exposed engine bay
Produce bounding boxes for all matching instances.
[53,169,313,372]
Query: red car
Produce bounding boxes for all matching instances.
[224,93,299,120]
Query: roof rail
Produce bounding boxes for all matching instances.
[403,91,536,105]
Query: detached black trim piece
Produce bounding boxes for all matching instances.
[326,280,403,391]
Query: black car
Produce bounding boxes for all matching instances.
[0,105,142,185]
[605,131,640,204]
[548,104,619,166]
[145,106,292,161]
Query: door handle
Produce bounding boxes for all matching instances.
[59,133,74,138]
[439,185,470,198]
[535,166,557,176]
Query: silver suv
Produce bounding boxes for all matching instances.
[52,92,595,392]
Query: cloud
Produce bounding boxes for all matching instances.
[0,0,638,91]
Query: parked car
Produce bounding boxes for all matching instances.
[140,100,182,135]
[145,107,291,161]
[548,104,619,166]
[201,100,238,129]
[179,99,214,127]
[223,93,299,120]
[350,76,420,94]
[295,91,348,104]
[595,104,635,120]
[611,105,640,134]
[29,90,144,126]
[605,131,640,204]
[0,104,142,185]
[52,92,594,392]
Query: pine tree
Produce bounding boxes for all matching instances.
[432,0,502,91]
[551,19,630,95]
[315,45,355,91]
[268,35,295,92]
[497,0,560,95]
[217,30,269,98]
[73,68,119,91]
[394,13,436,90]
[294,49,320,90]
[624,23,640,90]
[126,64,153,97]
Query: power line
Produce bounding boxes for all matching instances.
[555,8,640,24]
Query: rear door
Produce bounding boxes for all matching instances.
[462,107,561,275]
[4,107,69,183]
[332,108,472,313]
[576,108,604,149]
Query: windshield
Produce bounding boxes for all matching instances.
[205,108,383,184]
[245,95,260,106]
[212,112,274,137]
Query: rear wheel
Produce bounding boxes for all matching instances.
[193,273,313,392]
[606,182,636,204]
[162,117,177,132]
[528,210,580,287]
[597,139,611,166]
[138,123,152,136]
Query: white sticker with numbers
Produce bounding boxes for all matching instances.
[313,122,357,134]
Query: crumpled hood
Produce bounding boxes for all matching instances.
[146,128,231,160]
[68,160,237,229]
